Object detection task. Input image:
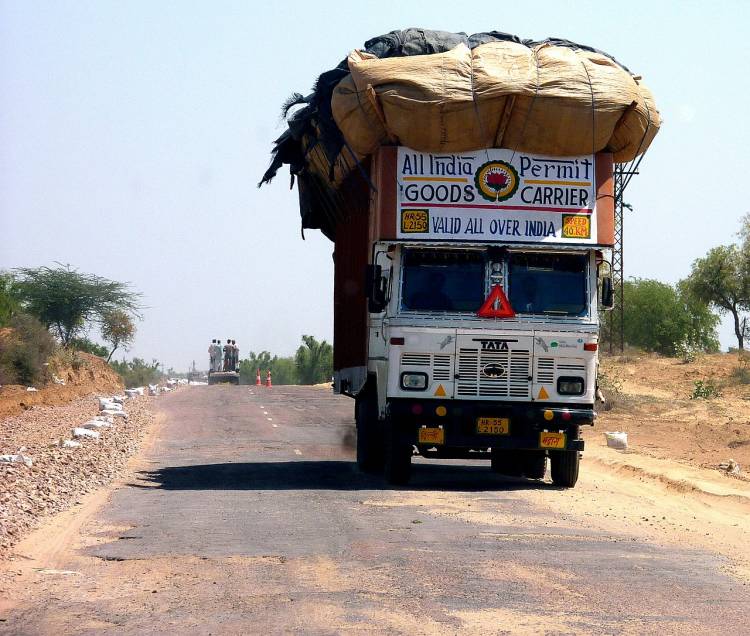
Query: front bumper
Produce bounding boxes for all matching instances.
[388,399,594,452]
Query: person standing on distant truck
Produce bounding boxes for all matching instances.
[208,339,217,372]
[214,339,223,372]
[224,339,232,372]
[232,340,239,372]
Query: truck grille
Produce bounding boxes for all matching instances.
[400,352,452,382]
[536,358,555,384]
[456,348,531,399]
[536,357,586,383]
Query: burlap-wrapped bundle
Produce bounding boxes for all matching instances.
[261,29,661,238]
[333,41,658,164]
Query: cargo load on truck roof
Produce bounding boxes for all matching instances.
[260,28,660,240]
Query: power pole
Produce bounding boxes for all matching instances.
[608,164,635,354]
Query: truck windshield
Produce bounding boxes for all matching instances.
[508,252,587,316]
[401,250,485,312]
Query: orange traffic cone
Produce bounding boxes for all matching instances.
[255,368,262,386]
[265,370,272,388]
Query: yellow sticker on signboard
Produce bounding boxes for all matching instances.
[561,214,591,239]
[401,209,429,233]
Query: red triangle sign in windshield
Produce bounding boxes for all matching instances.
[477,285,515,318]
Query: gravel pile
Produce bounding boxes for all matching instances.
[0,393,156,558]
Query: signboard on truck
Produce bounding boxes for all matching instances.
[396,147,598,244]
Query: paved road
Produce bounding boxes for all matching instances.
[3,386,750,635]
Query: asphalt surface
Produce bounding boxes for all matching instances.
[3,385,749,635]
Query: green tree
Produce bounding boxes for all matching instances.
[100,308,136,362]
[242,350,274,379]
[109,357,160,388]
[686,245,750,350]
[239,351,298,385]
[271,357,298,385]
[294,335,333,384]
[619,278,718,356]
[13,264,140,346]
[69,337,109,357]
[0,313,56,385]
[0,272,19,327]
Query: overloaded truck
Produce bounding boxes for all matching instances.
[261,29,659,487]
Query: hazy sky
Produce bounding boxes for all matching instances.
[2,1,748,370]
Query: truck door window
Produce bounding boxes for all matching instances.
[401,250,485,312]
[508,253,587,316]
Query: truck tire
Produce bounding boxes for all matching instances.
[384,419,412,486]
[522,452,547,479]
[550,451,580,488]
[355,395,384,473]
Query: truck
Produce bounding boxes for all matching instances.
[208,345,240,385]
[260,30,657,488]
[208,370,240,385]
[332,146,615,487]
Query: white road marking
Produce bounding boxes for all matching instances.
[294,449,302,456]
[272,424,278,428]
[267,417,273,421]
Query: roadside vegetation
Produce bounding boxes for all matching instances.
[0,265,142,387]
[601,215,750,370]
[109,358,162,388]
[604,278,719,357]
[239,335,333,385]
[3,216,750,390]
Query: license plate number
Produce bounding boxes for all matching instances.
[540,432,566,449]
[476,417,510,435]
[418,427,444,444]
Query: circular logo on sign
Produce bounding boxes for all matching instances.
[474,160,520,202]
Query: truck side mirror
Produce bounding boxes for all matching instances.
[366,264,388,313]
[601,276,614,309]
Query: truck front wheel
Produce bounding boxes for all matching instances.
[355,395,383,473]
[550,451,580,488]
[384,419,412,486]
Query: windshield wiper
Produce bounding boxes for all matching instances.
[542,310,569,315]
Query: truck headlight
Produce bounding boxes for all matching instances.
[557,377,584,396]
[401,372,428,391]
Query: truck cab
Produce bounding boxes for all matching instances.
[333,147,614,487]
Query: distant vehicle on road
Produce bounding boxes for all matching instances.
[208,338,240,385]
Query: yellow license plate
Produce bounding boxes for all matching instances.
[540,432,566,449]
[476,417,510,435]
[418,427,445,444]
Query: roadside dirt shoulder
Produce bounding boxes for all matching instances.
[0,393,158,559]
[0,353,123,420]
[595,352,750,474]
